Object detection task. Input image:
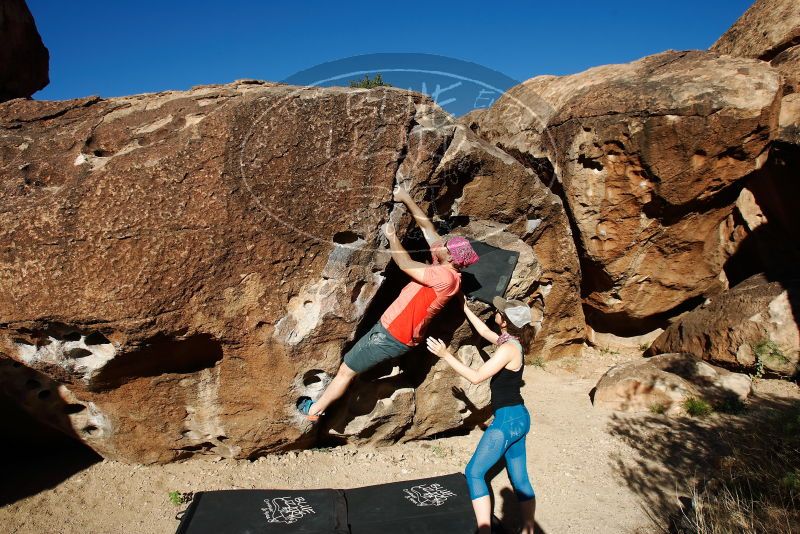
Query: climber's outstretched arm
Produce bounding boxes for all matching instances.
[383,222,429,285]
[393,185,442,246]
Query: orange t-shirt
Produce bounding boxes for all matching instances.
[380,242,461,346]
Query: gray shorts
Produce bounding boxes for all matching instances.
[343,322,410,373]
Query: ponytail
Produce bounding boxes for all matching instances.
[504,322,536,354]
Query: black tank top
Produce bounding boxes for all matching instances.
[490,339,524,411]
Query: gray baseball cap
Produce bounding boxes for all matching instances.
[492,296,533,328]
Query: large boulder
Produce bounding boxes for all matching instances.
[0,0,49,101]
[711,0,800,143]
[473,50,784,332]
[0,81,580,462]
[710,0,800,62]
[593,353,752,414]
[647,274,799,377]
[321,117,586,444]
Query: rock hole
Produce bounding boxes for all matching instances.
[85,332,111,345]
[82,425,99,436]
[577,154,603,171]
[37,390,51,400]
[12,338,34,346]
[25,379,41,390]
[216,435,228,442]
[332,231,364,245]
[65,348,93,359]
[61,331,82,342]
[351,281,366,303]
[91,334,223,391]
[92,149,111,157]
[302,370,325,386]
[64,404,87,415]
[178,442,214,452]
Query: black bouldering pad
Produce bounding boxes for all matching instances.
[174,474,476,534]
[345,473,477,533]
[461,240,520,304]
[175,488,348,534]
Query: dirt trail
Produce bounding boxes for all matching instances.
[2,348,796,534]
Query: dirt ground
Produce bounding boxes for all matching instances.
[2,345,798,534]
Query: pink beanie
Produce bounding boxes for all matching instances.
[446,237,479,268]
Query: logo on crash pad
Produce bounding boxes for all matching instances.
[261,496,315,524]
[402,483,456,507]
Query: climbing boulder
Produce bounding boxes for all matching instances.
[710,0,800,63]
[0,0,49,101]
[0,80,579,462]
[0,82,425,462]
[473,50,783,332]
[593,353,752,414]
[647,274,799,377]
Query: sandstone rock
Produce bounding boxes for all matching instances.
[711,0,800,145]
[647,274,799,376]
[320,144,585,444]
[0,82,423,462]
[772,46,800,93]
[593,353,752,414]
[0,0,49,101]
[0,81,579,462]
[474,50,783,331]
[710,0,800,62]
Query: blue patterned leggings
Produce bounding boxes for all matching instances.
[465,404,535,501]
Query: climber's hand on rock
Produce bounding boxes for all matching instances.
[382,221,397,240]
[393,185,410,203]
[426,337,449,358]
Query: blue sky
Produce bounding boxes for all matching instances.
[29,0,753,105]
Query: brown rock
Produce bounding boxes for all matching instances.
[710,0,800,61]
[772,45,800,93]
[0,82,423,462]
[474,51,783,331]
[0,81,581,462]
[647,274,799,376]
[321,133,586,443]
[0,0,49,101]
[593,353,752,414]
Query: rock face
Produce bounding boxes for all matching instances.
[0,82,581,462]
[711,0,800,62]
[593,353,752,415]
[711,0,800,143]
[0,0,49,101]
[647,275,799,377]
[473,50,783,332]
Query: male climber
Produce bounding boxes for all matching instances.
[297,185,479,421]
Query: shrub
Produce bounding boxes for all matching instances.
[168,490,192,506]
[751,338,790,379]
[683,397,713,417]
[530,356,546,369]
[649,402,667,415]
[349,73,391,88]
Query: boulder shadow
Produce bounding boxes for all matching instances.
[606,393,800,532]
[0,391,101,506]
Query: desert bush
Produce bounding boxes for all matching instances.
[349,73,391,88]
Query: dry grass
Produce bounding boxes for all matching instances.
[610,396,800,534]
[671,402,800,533]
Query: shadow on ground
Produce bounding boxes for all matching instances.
[607,392,800,533]
[0,393,101,507]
